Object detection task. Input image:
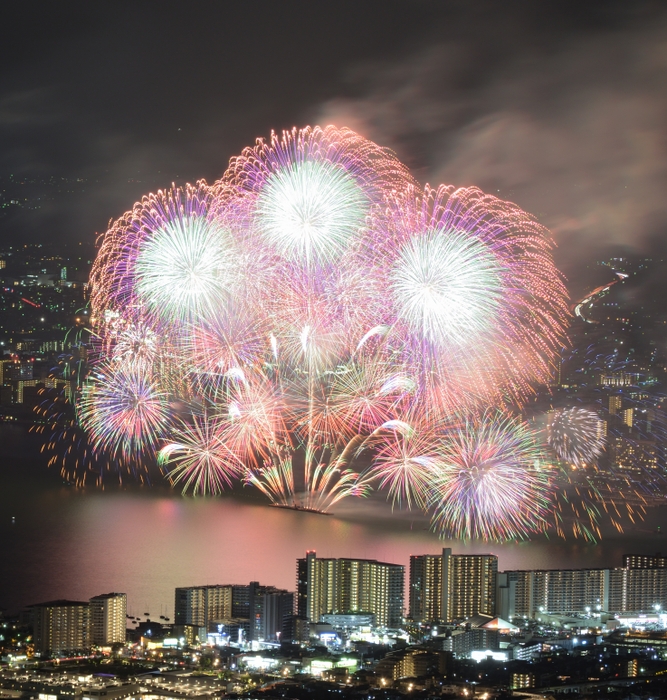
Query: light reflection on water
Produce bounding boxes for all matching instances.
[1,472,666,617]
[1,426,665,617]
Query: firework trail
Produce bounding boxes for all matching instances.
[62,125,571,537]
[361,418,440,510]
[159,414,244,495]
[32,325,142,487]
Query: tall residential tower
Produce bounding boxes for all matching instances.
[297,551,404,627]
[90,592,127,645]
[409,548,498,623]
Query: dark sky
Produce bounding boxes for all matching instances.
[2,0,667,291]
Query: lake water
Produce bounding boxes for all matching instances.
[1,423,666,618]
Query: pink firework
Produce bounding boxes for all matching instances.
[72,125,570,538]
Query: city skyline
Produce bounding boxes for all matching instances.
[0,3,666,551]
[9,547,667,697]
[18,546,667,652]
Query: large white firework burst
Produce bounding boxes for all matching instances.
[135,215,237,322]
[390,228,503,348]
[255,159,369,266]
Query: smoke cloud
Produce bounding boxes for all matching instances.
[315,8,667,285]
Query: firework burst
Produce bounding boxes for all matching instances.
[135,215,238,324]
[89,181,216,331]
[58,125,572,541]
[539,405,657,542]
[159,414,243,495]
[390,228,504,349]
[546,407,606,466]
[376,184,569,410]
[78,361,170,459]
[428,415,555,541]
[255,158,370,267]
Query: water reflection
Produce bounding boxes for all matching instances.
[1,435,666,617]
[1,475,665,617]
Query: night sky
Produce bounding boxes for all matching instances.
[2,1,667,293]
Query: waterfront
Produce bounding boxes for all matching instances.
[1,422,666,618]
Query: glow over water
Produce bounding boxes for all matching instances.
[1,461,666,617]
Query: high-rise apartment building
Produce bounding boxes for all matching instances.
[498,564,667,618]
[32,593,128,655]
[409,548,497,623]
[31,600,91,655]
[248,582,294,642]
[498,569,608,618]
[609,395,622,414]
[608,567,667,613]
[175,582,293,641]
[297,551,404,627]
[621,408,634,428]
[174,585,234,627]
[90,593,126,645]
[409,554,443,623]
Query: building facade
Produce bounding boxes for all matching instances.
[498,563,667,618]
[623,553,667,569]
[248,582,294,642]
[32,600,91,655]
[409,549,498,623]
[175,582,293,642]
[498,568,609,618]
[608,568,667,613]
[174,585,235,627]
[409,554,442,623]
[297,551,404,627]
[90,592,127,645]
